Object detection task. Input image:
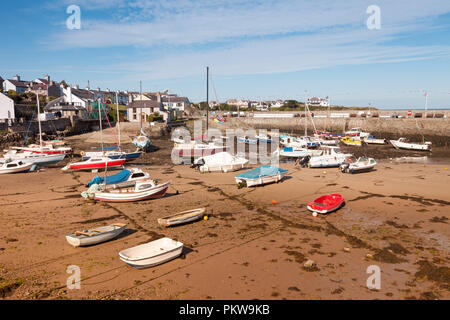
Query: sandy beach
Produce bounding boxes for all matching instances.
[0,135,449,300]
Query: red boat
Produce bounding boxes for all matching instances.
[307,194,345,214]
[62,157,126,171]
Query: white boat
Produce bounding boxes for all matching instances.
[340,156,377,173]
[2,150,65,166]
[363,136,387,145]
[237,136,257,144]
[12,144,72,155]
[307,147,352,168]
[172,141,227,158]
[194,152,248,173]
[65,223,127,247]
[0,159,35,174]
[158,208,206,227]
[119,237,184,269]
[254,134,272,143]
[345,127,370,138]
[278,146,323,158]
[87,168,151,188]
[83,179,171,202]
[235,165,288,187]
[390,138,432,151]
[62,157,126,171]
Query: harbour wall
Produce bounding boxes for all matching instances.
[222,117,450,147]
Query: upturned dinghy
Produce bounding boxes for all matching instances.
[193,152,248,173]
[119,237,184,269]
[235,165,288,187]
[158,208,206,227]
[66,223,127,247]
[307,194,345,215]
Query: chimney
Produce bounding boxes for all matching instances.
[96,87,100,92]
[129,93,133,103]
[45,74,50,82]
[73,84,79,89]
[14,74,20,81]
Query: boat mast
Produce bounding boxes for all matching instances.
[304,91,308,136]
[206,66,209,134]
[139,81,143,133]
[116,90,121,150]
[98,98,104,155]
[36,92,43,149]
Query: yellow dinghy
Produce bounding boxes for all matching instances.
[340,137,362,146]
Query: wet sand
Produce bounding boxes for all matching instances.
[0,137,449,300]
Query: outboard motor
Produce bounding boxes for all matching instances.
[340,163,350,173]
[300,155,311,168]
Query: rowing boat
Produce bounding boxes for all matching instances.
[158,208,206,227]
[66,223,127,247]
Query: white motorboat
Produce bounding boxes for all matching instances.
[363,136,387,145]
[340,156,377,173]
[390,138,432,151]
[278,146,323,158]
[235,165,288,187]
[62,157,126,171]
[306,147,352,168]
[0,159,35,174]
[65,223,127,247]
[119,237,184,269]
[194,152,248,173]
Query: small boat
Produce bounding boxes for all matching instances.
[84,179,171,202]
[363,136,387,145]
[193,152,248,173]
[62,157,126,171]
[390,138,432,151]
[340,156,377,173]
[158,208,206,227]
[278,147,323,158]
[235,165,288,187]
[13,144,72,155]
[87,168,150,187]
[315,131,358,138]
[306,147,352,168]
[172,141,228,158]
[340,137,362,146]
[133,128,152,150]
[345,127,370,138]
[119,237,184,269]
[2,150,65,167]
[237,136,257,144]
[65,223,127,247]
[81,150,142,161]
[0,159,35,174]
[307,194,345,215]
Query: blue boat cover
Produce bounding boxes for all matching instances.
[88,169,131,187]
[235,165,288,179]
[283,147,293,152]
[94,146,119,150]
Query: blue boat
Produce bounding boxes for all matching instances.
[87,168,150,187]
[237,136,257,144]
[235,165,288,187]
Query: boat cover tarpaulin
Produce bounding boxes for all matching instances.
[88,169,131,187]
[235,165,287,179]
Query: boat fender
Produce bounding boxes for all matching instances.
[80,151,85,156]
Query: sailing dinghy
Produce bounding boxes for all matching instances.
[119,237,184,268]
[158,208,206,227]
[66,223,127,247]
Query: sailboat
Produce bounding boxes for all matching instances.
[63,99,126,171]
[132,81,152,151]
[82,92,142,161]
[2,93,66,166]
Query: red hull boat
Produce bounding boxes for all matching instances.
[307,194,345,214]
[63,157,126,171]
[14,145,72,154]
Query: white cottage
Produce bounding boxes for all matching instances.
[0,93,15,121]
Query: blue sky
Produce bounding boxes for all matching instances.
[1,0,450,108]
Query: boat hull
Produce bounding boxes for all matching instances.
[235,172,287,187]
[172,147,228,158]
[82,152,142,161]
[68,159,126,171]
[65,225,126,247]
[0,163,34,174]
[390,140,431,151]
[94,182,170,202]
